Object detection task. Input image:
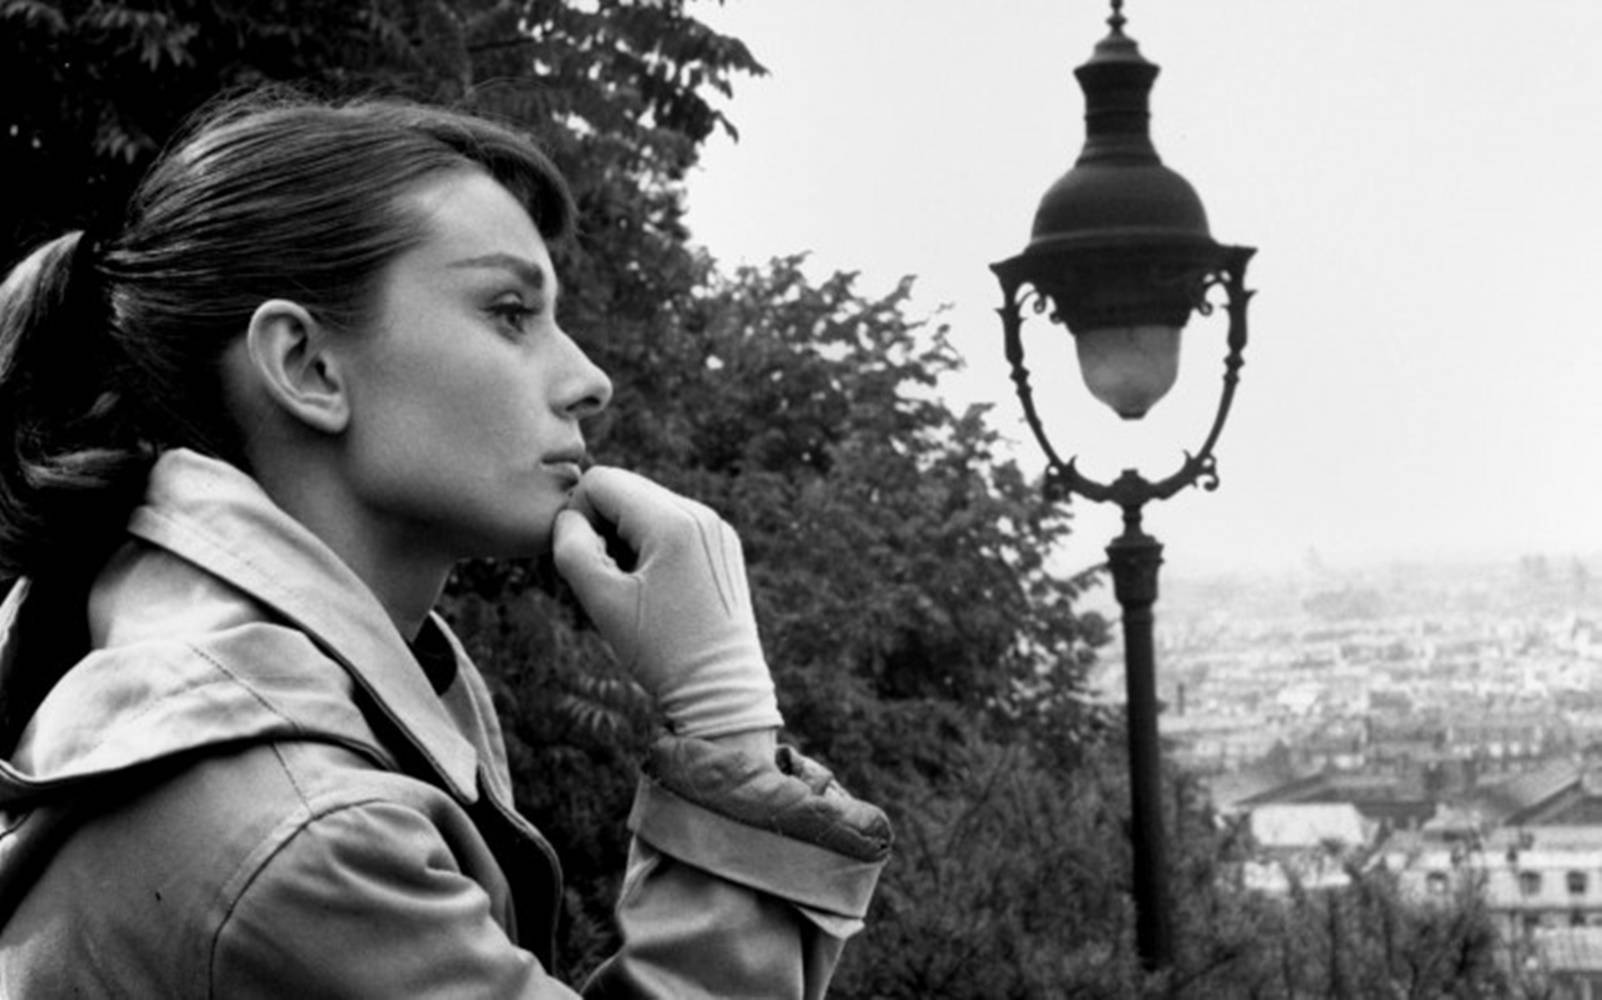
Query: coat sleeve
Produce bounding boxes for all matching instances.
[209,740,890,1000]
[584,736,893,1000]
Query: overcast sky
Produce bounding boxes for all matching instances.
[681,0,1602,580]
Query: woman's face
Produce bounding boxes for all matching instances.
[336,170,611,562]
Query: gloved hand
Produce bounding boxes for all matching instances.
[552,467,783,740]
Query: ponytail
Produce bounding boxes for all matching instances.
[0,231,153,580]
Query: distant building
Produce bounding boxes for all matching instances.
[1214,769,1438,832]
[1471,760,1590,826]
[1383,826,1602,994]
[1241,803,1375,895]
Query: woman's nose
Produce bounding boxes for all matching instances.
[555,330,612,419]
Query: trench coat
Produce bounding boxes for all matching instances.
[0,449,890,997]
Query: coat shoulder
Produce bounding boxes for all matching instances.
[2,739,478,997]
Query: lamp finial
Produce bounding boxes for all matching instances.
[1108,0,1127,34]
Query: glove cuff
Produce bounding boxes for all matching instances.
[666,679,784,740]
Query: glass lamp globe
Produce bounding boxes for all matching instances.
[1074,322,1181,419]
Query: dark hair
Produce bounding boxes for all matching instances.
[0,90,575,580]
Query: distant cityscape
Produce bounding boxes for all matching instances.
[1088,552,1602,993]
[1102,551,1602,782]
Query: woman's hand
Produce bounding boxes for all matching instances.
[552,467,783,741]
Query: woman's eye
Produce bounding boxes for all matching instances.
[490,301,540,335]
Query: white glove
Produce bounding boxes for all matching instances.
[552,467,783,739]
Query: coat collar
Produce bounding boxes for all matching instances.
[122,448,480,801]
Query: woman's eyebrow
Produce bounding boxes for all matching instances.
[448,252,548,292]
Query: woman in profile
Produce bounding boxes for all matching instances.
[0,92,889,998]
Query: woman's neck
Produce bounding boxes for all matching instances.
[250,452,452,642]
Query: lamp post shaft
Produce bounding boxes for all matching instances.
[1107,505,1172,970]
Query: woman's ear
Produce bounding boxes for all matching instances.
[244,299,350,435]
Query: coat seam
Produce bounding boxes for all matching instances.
[205,794,395,1000]
[25,665,240,774]
[8,640,307,794]
[183,640,304,731]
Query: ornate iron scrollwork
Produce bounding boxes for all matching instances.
[1000,245,1256,520]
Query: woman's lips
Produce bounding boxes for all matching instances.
[544,460,583,485]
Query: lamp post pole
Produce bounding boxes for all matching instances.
[1107,503,1171,967]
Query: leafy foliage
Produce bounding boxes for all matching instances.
[1182,863,1532,999]
[0,0,761,261]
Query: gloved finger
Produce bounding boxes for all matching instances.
[566,466,646,529]
[569,466,696,554]
[552,509,647,674]
[551,508,626,594]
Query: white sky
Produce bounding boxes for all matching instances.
[681,0,1602,579]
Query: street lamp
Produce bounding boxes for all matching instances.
[990,0,1256,972]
